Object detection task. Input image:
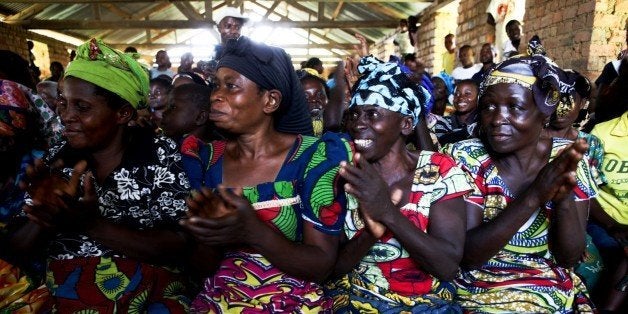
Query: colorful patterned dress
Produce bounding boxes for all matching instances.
[190,133,352,313]
[0,79,52,313]
[442,138,598,313]
[325,151,472,313]
[32,128,192,313]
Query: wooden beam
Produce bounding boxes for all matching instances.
[92,3,101,20]
[204,0,212,21]
[172,2,203,20]
[263,1,281,19]
[101,3,132,19]
[366,2,407,20]
[6,1,429,3]
[331,1,344,21]
[91,2,171,40]
[109,43,355,50]
[317,2,325,21]
[4,3,49,21]
[285,1,365,41]
[12,19,398,29]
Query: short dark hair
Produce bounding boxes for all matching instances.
[124,46,138,53]
[459,45,473,54]
[304,57,322,69]
[403,53,416,62]
[506,20,521,29]
[50,61,63,70]
[172,84,212,110]
[455,79,479,91]
[150,76,174,90]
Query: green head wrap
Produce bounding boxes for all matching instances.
[65,38,150,109]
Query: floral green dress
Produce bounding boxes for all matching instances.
[190,133,352,313]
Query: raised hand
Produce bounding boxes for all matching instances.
[532,138,588,203]
[181,185,261,246]
[339,153,395,237]
[186,187,235,219]
[354,33,369,57]
[22,160,99,231]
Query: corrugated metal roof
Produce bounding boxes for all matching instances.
[1,1,435,66]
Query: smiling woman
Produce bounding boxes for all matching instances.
[325,55,472,313]
[442,49,599,313]
[8,39,193,312]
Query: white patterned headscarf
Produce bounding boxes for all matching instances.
[350,56,430,127]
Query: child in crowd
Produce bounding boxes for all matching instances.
[161,83,221,189]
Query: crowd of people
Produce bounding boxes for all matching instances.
[0,4,626,314]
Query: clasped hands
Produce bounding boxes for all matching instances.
[339,153,399,238]
[179,185,260,247]
[21,159,99,232]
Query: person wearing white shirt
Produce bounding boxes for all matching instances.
[451,45,483,81]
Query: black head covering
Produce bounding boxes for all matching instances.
[480,36,576,117]
[216,37,312,135]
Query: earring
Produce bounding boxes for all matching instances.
[543,121,550,128]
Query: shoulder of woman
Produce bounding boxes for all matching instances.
[303,132,353,160]
[440,138,484,158]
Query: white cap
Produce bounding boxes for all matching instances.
[214,7,249,24]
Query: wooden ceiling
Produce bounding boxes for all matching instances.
[0,1,434,63]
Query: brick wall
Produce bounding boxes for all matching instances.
[588,0,627,78]
[524,0,626,80]
[416,5,458,74]
[0,22,76,80]
[456,0,494,51]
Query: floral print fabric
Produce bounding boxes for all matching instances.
[325,151,471,313]
[442,138,597,313]
[40,130,190,259]
[26,128,192,312]
[190,133,352,313]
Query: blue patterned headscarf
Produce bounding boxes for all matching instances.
[350,56,430,127]
[480,36,577,117]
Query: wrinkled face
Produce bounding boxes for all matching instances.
[431,77,447,101]
[301,77,328,119]
[479,83,545,154]
[506,23,522,42]
[59,77,126,151]
[156,51,170,67]
[161,92,203,139]
[149,83,169,126]
[345,105,406,162]
[459,48,475,68]
[209,67,268,133]
[453,82,479,115]
[218,17,244,43]
[445,35,455,51]
[549,93,586,130]
[480,44,494,64]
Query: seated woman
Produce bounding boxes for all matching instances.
[325,56,472,313]
[442,53,598,312]
[541,70,606,291]
[179,36,352,312]
[434,79,479,146]
[8,39,192,312]
[0,77,51,312]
